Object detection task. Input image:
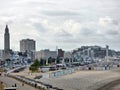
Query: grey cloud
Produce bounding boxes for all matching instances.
[42,10,80,17]
[106,30,119,35]
[112,20,120,25]
[55,37,80,44]
[80,28,97,36]
[27,1,55,6]
[33,23,47,32]
[55,30,72,37]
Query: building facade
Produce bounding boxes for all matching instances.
[0,50,4,65]
[20,39,36,61]
[58,49,64,58]
[64,52,72,59]
[36,49,57,60]
[72,45,120,63]
[20,39,36,52]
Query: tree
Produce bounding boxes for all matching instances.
[6,59,11,64]
[40,59,46,66]
[18,52,22,56]
[48,57,52,64]
[64,58,69,63]
[33,59,40,67]
[29,65,38,72]
[56,56,60,63]
[29,59,40,72]
[52,58,56,64]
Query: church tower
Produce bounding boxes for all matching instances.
[4,25,10,60]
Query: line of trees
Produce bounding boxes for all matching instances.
[29,57,56,72]
[29,57,72,72]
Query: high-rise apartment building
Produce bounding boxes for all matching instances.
[20,39,36,52]
[20,39,36,61]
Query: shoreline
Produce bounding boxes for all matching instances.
[96,79,120,90]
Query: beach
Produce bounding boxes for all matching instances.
[38,69,120,90]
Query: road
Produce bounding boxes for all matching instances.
[0,76,39,90]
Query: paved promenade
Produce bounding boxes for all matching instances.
[0,76,39,90]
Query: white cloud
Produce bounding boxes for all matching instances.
[98,16,112,26]
[63,20,81,35]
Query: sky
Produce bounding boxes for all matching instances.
[0,0,120,51]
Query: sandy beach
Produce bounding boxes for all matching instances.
[38,69,120,90]
[10,67,120,90]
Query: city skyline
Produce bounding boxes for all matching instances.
[0,0,120,51]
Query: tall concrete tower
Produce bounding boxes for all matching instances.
[4,25,10,50]
[4,25,10,60]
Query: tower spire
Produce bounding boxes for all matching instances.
[5,24,9,33]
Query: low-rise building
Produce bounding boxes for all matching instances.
[64,52,72,59]
[0,50,4,65]
[36,49,57,60]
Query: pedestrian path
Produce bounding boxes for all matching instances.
[0,76,39,90]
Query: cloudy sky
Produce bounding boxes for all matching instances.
[0,0,120,51]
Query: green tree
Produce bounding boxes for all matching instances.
[29,65,38,72]
[52,58,56,63]
[29,59,40,72]
[40,59,47,66]
[48,57,52,64]
[33,59,40,67]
